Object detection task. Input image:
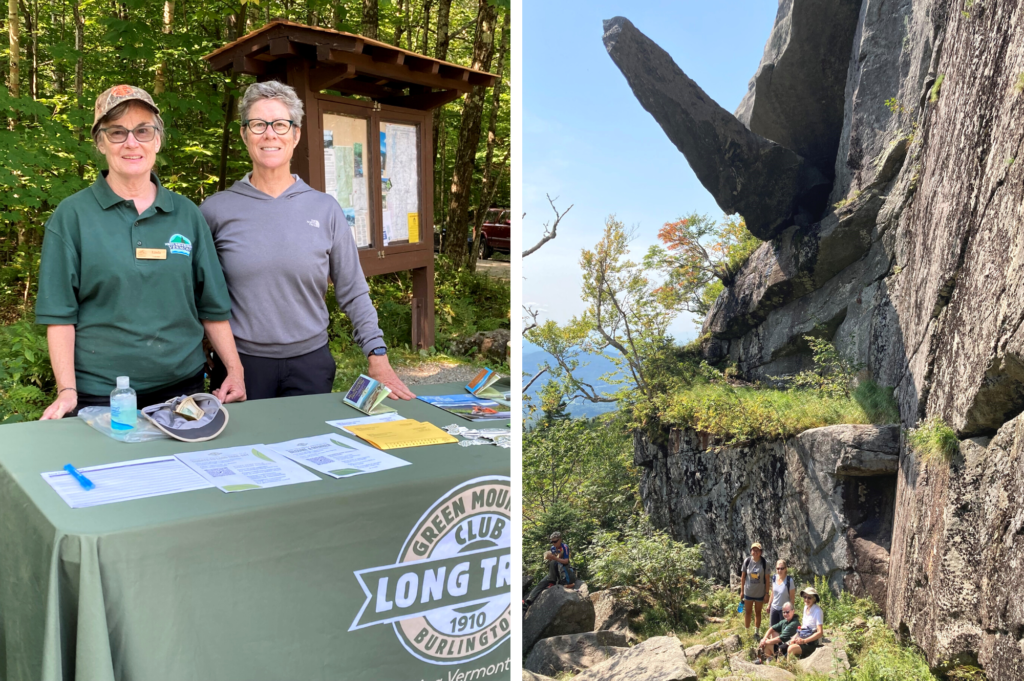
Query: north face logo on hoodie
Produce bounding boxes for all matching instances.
[307,219,320,228]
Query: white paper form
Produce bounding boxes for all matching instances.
[42,456,214,508]
[175,444,320,493]
[327,412,406,435]
[267,433,411,479]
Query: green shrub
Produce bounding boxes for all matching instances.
[789,336,862,399]
[586,519,708,631]
[908,417,959,464]
[0,321,55,423]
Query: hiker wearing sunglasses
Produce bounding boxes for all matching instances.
[757,601,798,662]
[769,559,796,628]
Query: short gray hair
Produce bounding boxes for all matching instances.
[92,100,165,147]
[238,81,304,129]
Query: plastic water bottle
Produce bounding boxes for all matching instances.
[110,376,137,431]
[737,601,745,614]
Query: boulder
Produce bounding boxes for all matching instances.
[722,634,742,653]
[522,585,596,656]
[573,636,698,681]
[590,587,639,642]
[707,655,727,670]
[451,329,509,361]
[522,672,554,681]
[523,631,628,676]
[735,0,862,176]
[683,644,705,661]
[602,16,829,240]
[797,644,851,676]
[729,654,797,680]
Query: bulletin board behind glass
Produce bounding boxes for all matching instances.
[322,112,372,249]
[380,122,421,246]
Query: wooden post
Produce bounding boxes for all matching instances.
[412,261,435,349]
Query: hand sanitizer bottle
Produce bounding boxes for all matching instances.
[110,376,137,431]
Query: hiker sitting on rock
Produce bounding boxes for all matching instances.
[740,542,769,636]
[756,601,798,662]
[787,587,825,658]
[548,531,576,588]
[523,532,574,608]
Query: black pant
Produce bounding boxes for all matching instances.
[211,344,336,401]
[526,559,562,603]
[69,369,206,417]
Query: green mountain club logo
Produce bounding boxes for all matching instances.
[165,234,192,256]
[349,476,511,665]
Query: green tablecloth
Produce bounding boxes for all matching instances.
[0,384,511,681]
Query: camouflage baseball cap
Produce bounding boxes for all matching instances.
[92,84,160,136]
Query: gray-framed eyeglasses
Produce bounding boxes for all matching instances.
[243,119,295,135]
[100,125,160,143]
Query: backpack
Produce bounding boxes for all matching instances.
[738,555,767,577]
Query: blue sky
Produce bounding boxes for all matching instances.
[522,1,778,343]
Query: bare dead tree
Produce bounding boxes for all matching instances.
[523,194,572,257]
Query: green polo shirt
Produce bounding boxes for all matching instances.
[771,616,799,642]
[35,172,231,396]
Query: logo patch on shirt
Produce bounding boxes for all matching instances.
[165,234,192,256]
[307,219,320,228]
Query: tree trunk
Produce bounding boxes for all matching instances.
[430,0,452,189]
[153,0,174,95]
[29,0,37,99]
[418,0,433,54]
[439,0,497,268]
[467,11,509,271]
[361,0,378,40]
[392,0,404,46]
[217,4,246,192]
[73,0,83,178]
[8,0,19,98]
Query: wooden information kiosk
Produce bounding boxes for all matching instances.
[205,20,498,349]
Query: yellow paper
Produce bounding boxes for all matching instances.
[407,213,420,243]
[344,419,457,450]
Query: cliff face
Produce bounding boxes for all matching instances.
[635,425,899,612]
[606,0,1024,677]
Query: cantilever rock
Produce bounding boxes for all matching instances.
[602,16,830,240]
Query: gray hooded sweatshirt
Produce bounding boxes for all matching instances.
[200,175,383,358]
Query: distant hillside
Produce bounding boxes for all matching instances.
[523,341,625,422]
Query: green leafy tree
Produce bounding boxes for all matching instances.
[649,213,761,324]
[586,518,708,630]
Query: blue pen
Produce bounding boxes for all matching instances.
[64,464,95,491]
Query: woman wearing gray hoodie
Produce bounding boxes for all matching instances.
[200,81,414,401]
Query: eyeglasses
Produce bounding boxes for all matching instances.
[776,566,786,570]
[782,610,792,614]
[100,125,160,143]
[243,119,295,135]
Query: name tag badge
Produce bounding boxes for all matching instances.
[136,248,167,260]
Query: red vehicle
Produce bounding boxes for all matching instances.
[476,207,511,260]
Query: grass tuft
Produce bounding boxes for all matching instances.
[929,74,946,104]
[908,416,959,464]
[853,380,900,424]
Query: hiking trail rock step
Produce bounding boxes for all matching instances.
[570,636,698,681]
[523,631,629,676]
[729,653,797,681]
[590,587,640,642]
[522,584,595,656]
[797,642,852,676]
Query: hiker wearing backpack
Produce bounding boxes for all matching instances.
[769,559,797,628]
[740,542,769,635]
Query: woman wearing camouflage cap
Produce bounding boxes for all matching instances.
[36,84,247,418]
